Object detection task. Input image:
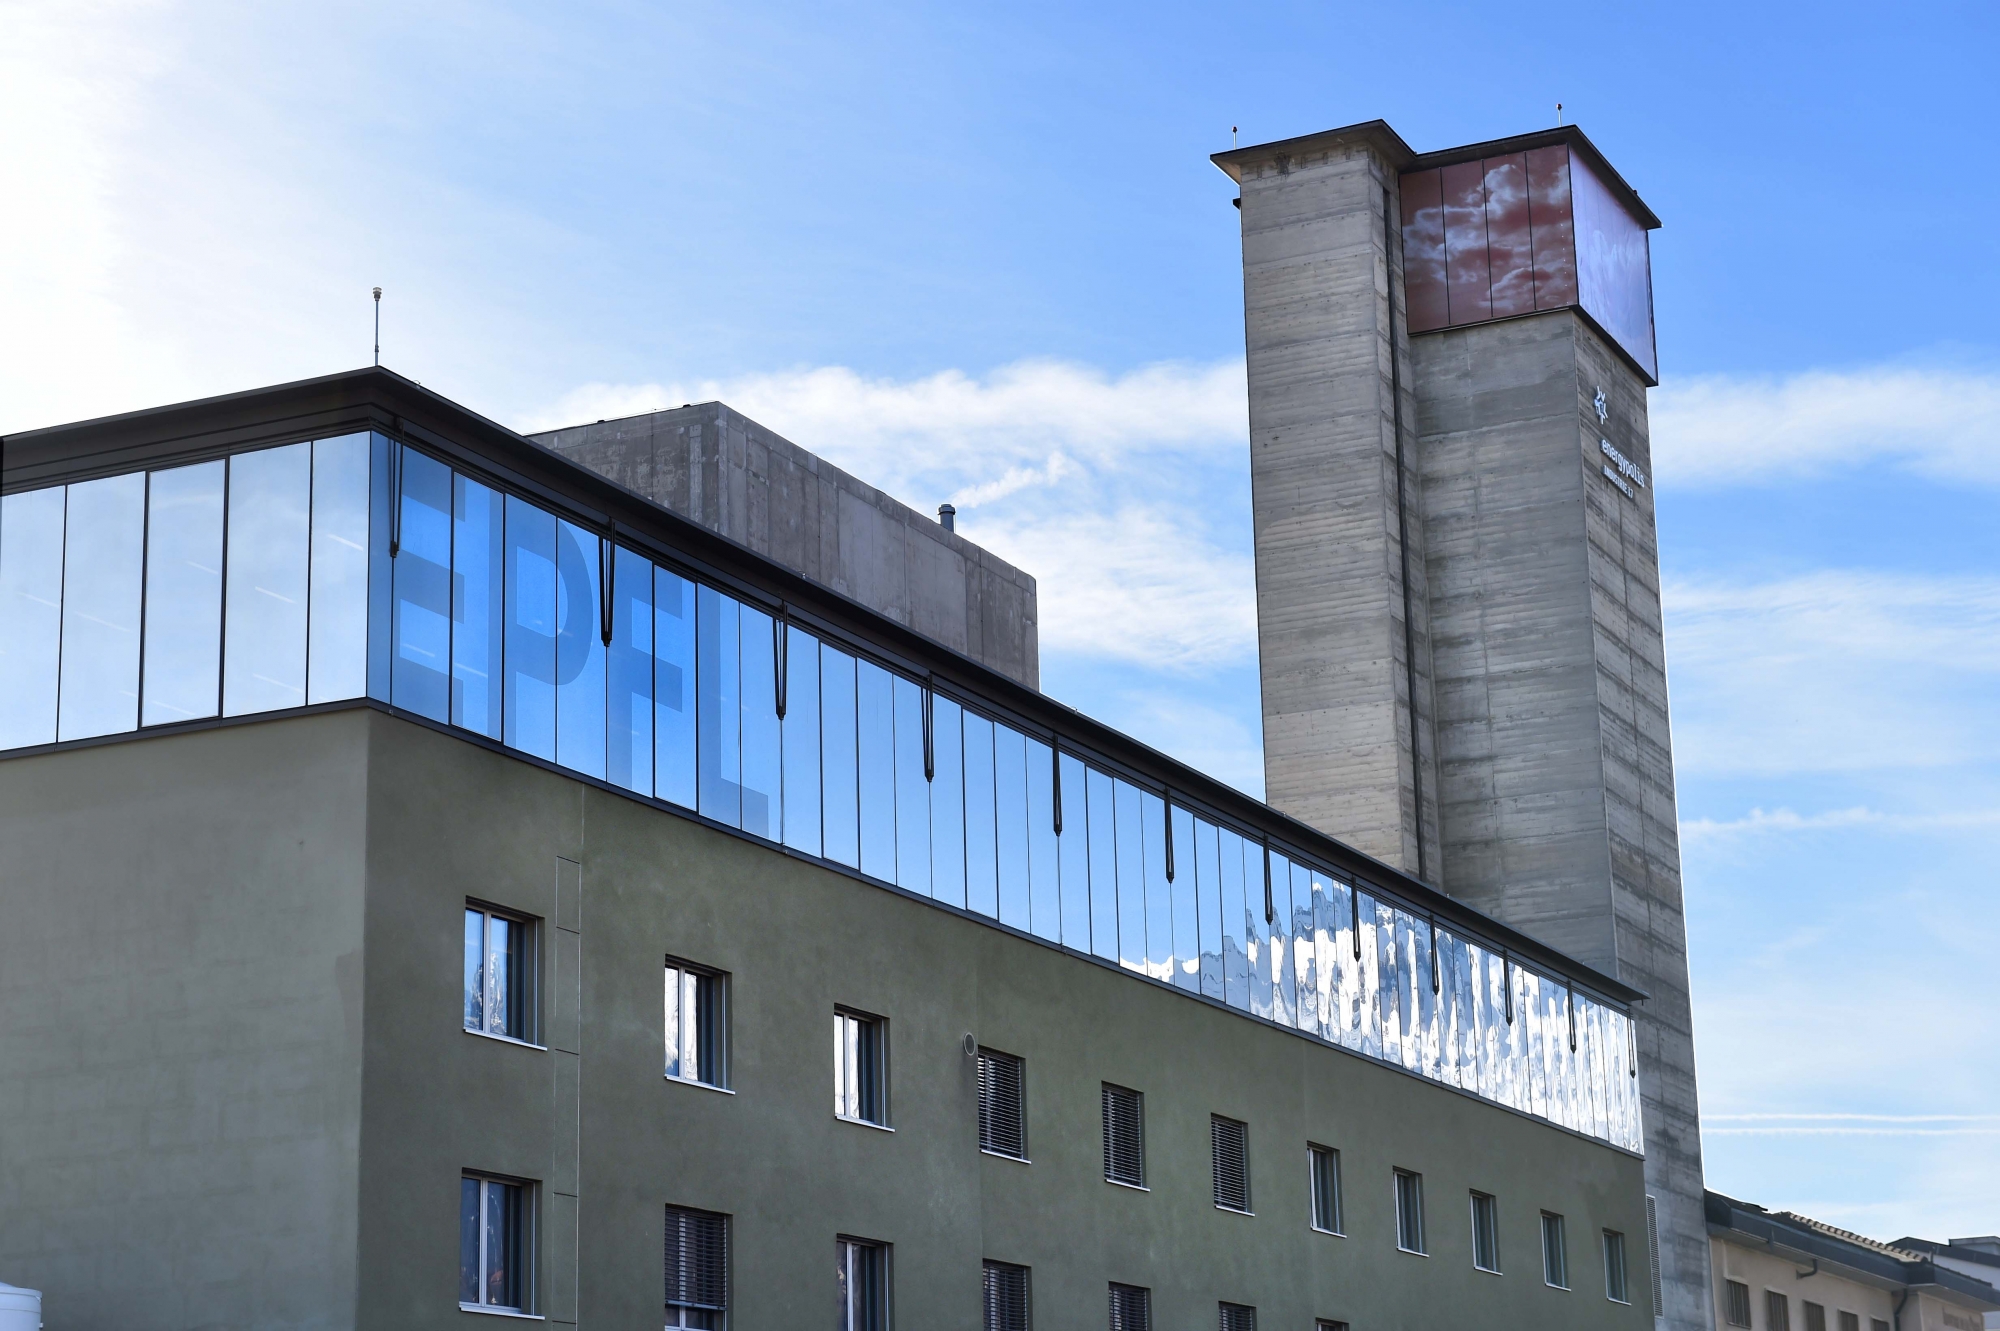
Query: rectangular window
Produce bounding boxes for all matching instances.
[1768,1291,1792,1331]
[1211,1115,1250,1213]
[1470,1192,1500,1272]
[982,1260,1030,1331]
[1871,1320,1890,1331]
[664,961,728,1088]
[1724,1279,1752,1327]
[1394,1169,1426,1254]
[664,1205,727,1329]
[835,1010,887,1125]
[1541,1212,1568,1288]
[1107,1283,1150,1331]
[977,1048,1027,1159]
[459,1174,530,1312]
[1604,1229,1629,1302]
[1308,1146,1342,1234]
[1102,1085,1145,1187]
[1839,1313,1861,1331]
[1803,1302,1827,1331]
[464,904,535,1043]
[837,1237,888,1331]
[1316,1323,1349,1331]
[1218,1302,1255,1331]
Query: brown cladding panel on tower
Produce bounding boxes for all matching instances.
[1525,146,1579,309]
[1401,168,1449,333]
[1441,160,1493,325]
[1483,154,1535,318]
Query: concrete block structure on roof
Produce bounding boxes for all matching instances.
[1216,120,1711,1330]
[531,402,1040,690]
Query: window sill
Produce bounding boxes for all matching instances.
[464,1028,548,1052]
[1543,1283,1570,1292]
[1475,1266,1502,1276]
[1310,1226,1346,1239]
[1214,1205,1255,1217]
[459,1304,545,1320]
[980,1148,1031,1165]
[1397,1246,1429,1257]
[665,1074,735,1095]
[1105,1179,1150,1193]
[1608,1296,1630,1305]
[836,1114,895,1133]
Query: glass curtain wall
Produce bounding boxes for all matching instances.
[0,432,1644,1152]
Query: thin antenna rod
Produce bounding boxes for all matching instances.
[372,287,382,366]
[1556,102,1564,126]
[1232,125,1238,148]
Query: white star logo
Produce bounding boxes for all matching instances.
[1593,387,1608,425]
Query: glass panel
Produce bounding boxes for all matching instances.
[1483,154,1535,318]
[463,909,484,1031]
[221,446,310,717]
[1572,149,1658,378]
[606,545,655,794]
[739,605,780,839]
[0,486,66,749]
[458,1177,480,1305]
[1218,827,1250,1011]
[994,724,1030,929]
[486,914,513,1037]
[391,448,453,722]
[554,519,605,779]
[306,435,371,704]
[141,461,224,726]
[1292,862,1318,1034]
[502,496,557,760]
[818,643,859,868]
[1140,792,1172,982]
[1194,818,1224,1000]
[1113,779,1147,974]
[1247,844,1274,1020]
[855,659,896,881]
[447,476,503,737]
[1026,738,1060,943]
[1398,167,1449,332]
[1085,766,1119,962]
[59,472,146,739]
[1363,895,1392,1061]
[1056,753,1091,950]
[962,711,998,917]
[1526,145,1578,309]
[1441,159,1493,326]
[781,624,823,856]
[365,435,393,702]
[1267,852,1295,1028]
[1168,806,1199,993]
[928,695,965,905]
[891,675,931,892]
[654,568,697,808]
[663,964,683,1079]
[696,585,741,825]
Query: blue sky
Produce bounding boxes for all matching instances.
[6,0,1997,1240]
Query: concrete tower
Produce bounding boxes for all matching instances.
[1215,122,1708,1329]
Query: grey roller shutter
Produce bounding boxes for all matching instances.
[665,1205,728,1315]
[1108,1283,1151,1331]
[979,1050,1026,1158]
[1211,1116,1249,1212]
[1218,1303,1257,1331]
[1102,1085,1144,1186]
[983,1260,1030,1331]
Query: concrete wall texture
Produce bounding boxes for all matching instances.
[531,403,1041,690]
[0,710,1652,1330]
[1229,124,1711,1331]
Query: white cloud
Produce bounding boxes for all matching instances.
[1681,804,2000,845]
[1665,570,2000,775]
[1652,364,2000,488]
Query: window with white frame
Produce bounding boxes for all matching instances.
[1604,1229,1630,1303]
[1308,1145,1342,1235]
[1541,1212,1569,1289]
[834,1010,887,1125]
[464,904,535,1042]
[665,960,728,1088]
[837,1237,888,1331]
[1394,1169,1426,1254]
[459,1173,531,1312]
[1470,1192,1500,1273]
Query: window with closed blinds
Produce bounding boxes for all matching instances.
[1839,1312,1861,1331]
[1724,1279,1752,1327]
[1102,1085,1144,1187]
[978,1049,1026,1159]
[664,1205,727,1329]
[982,1260,1029,1331]
[1804,1302,1827,1331]
[1211,1116,1250,1213]
[1767,1290,1792,1331]
[1108,1283,1150,1331]
[1218,1301,1256,1331]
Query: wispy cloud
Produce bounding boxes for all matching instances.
[1653,363,2000,488]
[1681,805,2000,844]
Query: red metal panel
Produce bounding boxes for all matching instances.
[1525,145,1577,309]
[1441,159,1493,325]
[1482,154,1535,319]
[1399,168,1448,333]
